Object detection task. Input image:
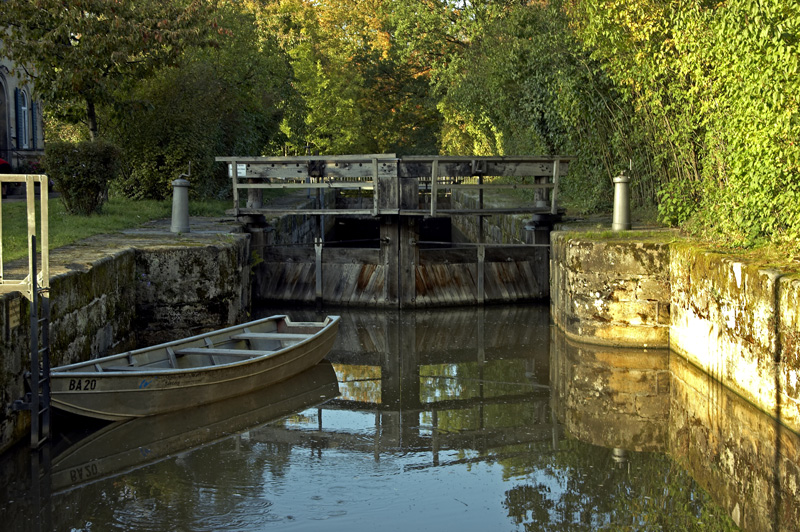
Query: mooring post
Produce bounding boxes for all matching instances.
[477,244,485,305]
[171,174,191,233]
[612,172,631,231]
[315,237,323,305]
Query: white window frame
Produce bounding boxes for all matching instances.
[19,89,29,150]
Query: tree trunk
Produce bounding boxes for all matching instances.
[86,98,98,141]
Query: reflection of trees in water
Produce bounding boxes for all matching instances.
[332,363,382,403]
[502,439,738,531]
[420,360,538,403]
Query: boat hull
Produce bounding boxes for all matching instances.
[50,315,339,420]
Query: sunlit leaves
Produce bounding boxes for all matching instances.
[260,0,440,154]
[567,0,800,249]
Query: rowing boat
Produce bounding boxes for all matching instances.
[50,315,340,421]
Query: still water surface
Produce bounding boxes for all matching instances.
[1,305,746,531]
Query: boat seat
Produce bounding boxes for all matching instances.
[167,347,179,368]
[175,347,272,358]
[102,365,145,372]
[231,332,310,341]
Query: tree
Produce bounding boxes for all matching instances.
[258,0,441,155]
[0,0,219,140]
[389,1,645,210]
[567,0,800,247]
[109,4,301,199]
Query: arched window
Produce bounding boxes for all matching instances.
[19,89,29,149]
[0,79,8,156]
[15,88,29,150]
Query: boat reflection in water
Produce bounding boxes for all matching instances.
[51,361,340,494]
[0,361,339,532]
[0,306,763,531]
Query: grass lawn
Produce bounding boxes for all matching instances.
[1,196,230,264]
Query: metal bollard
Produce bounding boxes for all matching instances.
[612,172,631,231]
[170,177,190,233]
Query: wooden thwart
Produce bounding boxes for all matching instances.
[231,332,312,341]
[175,347,272,357]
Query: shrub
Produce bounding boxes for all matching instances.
[43,140,121,215]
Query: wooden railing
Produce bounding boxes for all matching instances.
[215,154,572,218]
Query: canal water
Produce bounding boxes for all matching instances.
[2,304,786,531]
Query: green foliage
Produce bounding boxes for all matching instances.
[392,0,649,212]
[502,440,738,531]
[43,140,121,215]
[262,0,441,155]
[656,179,702,227]
[9,0,800,249]
[108,5,299,199]
[0,0,219,139]
[569,0,800,248]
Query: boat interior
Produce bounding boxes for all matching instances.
[61,321,321,373]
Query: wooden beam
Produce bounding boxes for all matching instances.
[175,347,269,357]
[231,333,312,340]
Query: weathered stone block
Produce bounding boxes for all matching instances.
[637,278,670,301]
[551,231,671,347]
[635,393,670,419]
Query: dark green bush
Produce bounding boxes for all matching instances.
[43,140,121,215]
[108,7,297,200]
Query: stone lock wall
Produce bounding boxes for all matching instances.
[48,250,139,368]
[550,232,672,348]
[1,250,140,449]
[669,244,800,435]
[134,240,252,347]
[550,230,800,531]
[550,229,800,435]
[0,224,251,453]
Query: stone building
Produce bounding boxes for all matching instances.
[0,58,45,169]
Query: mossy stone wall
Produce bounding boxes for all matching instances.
[0,227,251,453]
[551,230,800,435]
[669,244,800,434]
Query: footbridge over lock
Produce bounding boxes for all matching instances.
[215,154,572,308]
